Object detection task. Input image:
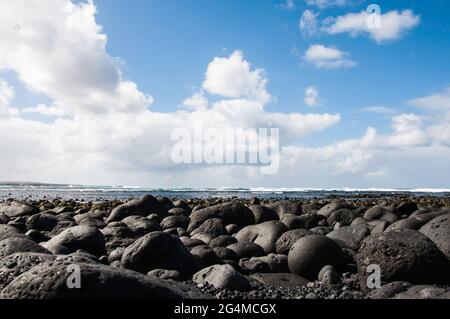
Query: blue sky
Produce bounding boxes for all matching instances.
[89,0,450,145]
[0,0,450,188]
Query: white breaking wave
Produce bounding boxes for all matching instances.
[0,184,449,193]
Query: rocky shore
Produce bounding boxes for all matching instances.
[0,195,450,299]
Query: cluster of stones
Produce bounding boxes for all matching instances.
[0,195,449,299]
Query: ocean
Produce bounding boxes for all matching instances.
[1,183,449,202]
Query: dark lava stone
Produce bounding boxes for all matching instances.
[420,213,450,259]
[107,195,168,223]
[288,235,346,280]
[187,202,254,233]
[0,237,51,260]
[248,205,279,224]
[190,245,222,268]
[161,215,190,230]
[25,213,58,232]
[191,218,225,237]
[235,221,288,254]
[276,229,313,255]
[121,231,199,276]
[1,260,205,299]
[227,242,265,259]
[209,235,238,248]
[356,229,450,290]
[42,225,106,257]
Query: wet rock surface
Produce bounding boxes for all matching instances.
[0,195,449,299]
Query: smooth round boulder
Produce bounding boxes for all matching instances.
[227,242,265,259]
[42,225,106,257]
[0,237,51,260]
[0,225,28,241]
[25,213,58,232]
[1,260,203,299]
[161,215,190,230]
[0,201,38,218]
[77,217,105,229]
[318,265,340,285]
[235,221,288,254]
[327,209,359,227]
[192,232,215,245]
[121,215,161,236]
[25,229,50,243]
[396,201,418,216]
[225,224,240,235]
[386,217,426,231]
[326,224,370,251]
[107,195,168,223]
[209,235,237,248]
[213,247,238,261]
[288,235,346,280]
[50,220,77,236]
[187,202,254,233]
[0,252,56,290]
[121,231,199,276]
[180,237,206,249]
[356,229,450,290]
[190,245,222,268]
[420,213,450,259]
[73,210,107,224]
[191,218,225,237]
[317,201,352,218]
[248,205,279,224]
[101,225,136,251]
[364,206,394,220]
[192,264,251,291]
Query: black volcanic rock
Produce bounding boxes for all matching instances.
[1,260,204,299]
[42,225,106,257]
[121,231,199,276]
[357,229,450,290]
[288,235,346,280]
[276,229,313,255]
[187,202,254,233]
[248,205,279,224]
[25,213,58,232]
[0,201,39,218]
[235,221,288,254]
[192,264,251,291]
[420,213,450,259]
[107,195,168,222]
[0,237,51,260]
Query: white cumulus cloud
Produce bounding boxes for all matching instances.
[202,50,271,104]
[324,9,420,43]
[0,0,342,186]
[303,44,356,69]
